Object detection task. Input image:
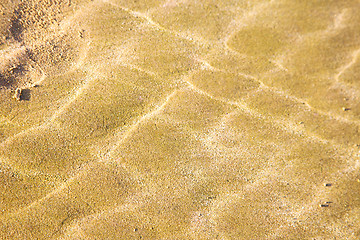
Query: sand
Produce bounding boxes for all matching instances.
[0,0,360,239]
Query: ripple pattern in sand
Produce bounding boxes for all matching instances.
[1,0,360,239]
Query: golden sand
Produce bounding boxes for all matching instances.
[1,0,360,239]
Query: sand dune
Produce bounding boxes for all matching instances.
[1,0,360,239]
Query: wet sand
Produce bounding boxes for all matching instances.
[1,0,360,239]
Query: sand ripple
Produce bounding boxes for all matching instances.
[1,0,360,239]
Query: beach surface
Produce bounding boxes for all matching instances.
[1,0,360,239]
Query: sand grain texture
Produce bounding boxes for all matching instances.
[1,0,360,239]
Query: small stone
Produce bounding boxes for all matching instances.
[320,204,329,207]
[13,88,22,101]
[299,121,304,124]
[342,107,351,111]
[79,29,85,38]
[324,183,332,187]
